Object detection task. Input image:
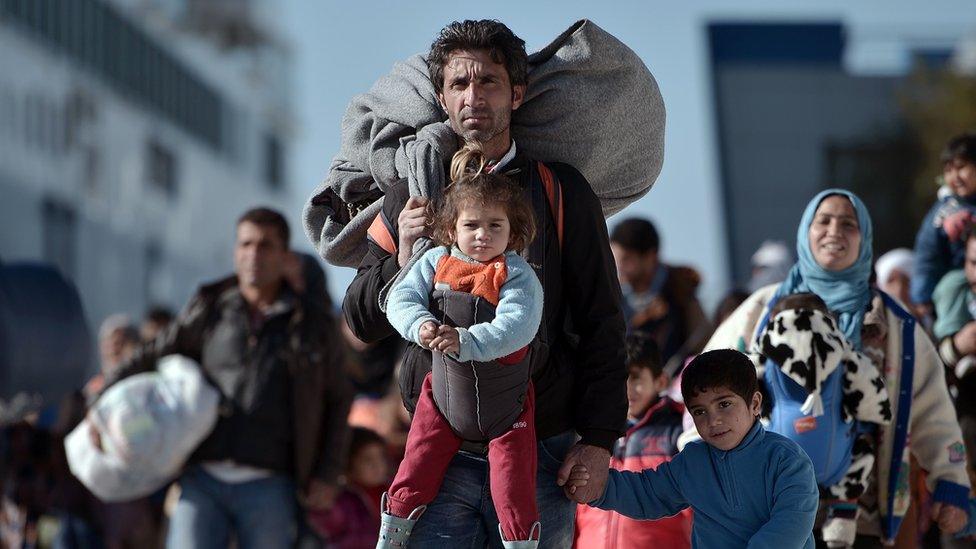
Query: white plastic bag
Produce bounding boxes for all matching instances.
[65,355,219,502]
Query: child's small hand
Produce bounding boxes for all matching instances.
[429,325,460,354]
[419,321,439,347]
[564,464,591,495]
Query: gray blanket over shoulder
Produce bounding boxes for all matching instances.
[304,19,666,268]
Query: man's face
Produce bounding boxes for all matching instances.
[438,49,524,150]
[610,243,658,289]
[965,238,976,292]
[234,221,288,292]
[686,387,761,452]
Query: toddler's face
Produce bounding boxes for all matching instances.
[686,387,761,451]
[454,203,511,262]
[945,158,976,198]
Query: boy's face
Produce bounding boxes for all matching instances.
[945,158,976,198]
[686,387,762,451]
[627,365,668,420]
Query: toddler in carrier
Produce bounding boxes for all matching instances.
[379,143,544,548]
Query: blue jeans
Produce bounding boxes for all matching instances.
[166,467,297,549]
[409,430,577,548]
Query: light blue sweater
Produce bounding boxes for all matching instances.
[386,246,543,363]
[590,421,819,549]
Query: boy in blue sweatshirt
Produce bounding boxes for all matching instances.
[565,349,819,548]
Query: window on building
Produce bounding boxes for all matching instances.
[146,139,178,198]
[143,240,163,303]
[41,198,77,279]
[264,133,283,190]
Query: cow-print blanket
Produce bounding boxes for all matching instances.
[754,308,892,426]
[752,307,893,502]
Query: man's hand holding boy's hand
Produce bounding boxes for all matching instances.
[560,465,592,495]
[428,325,460,354]
[557,444,611,504]
[419,321,439,347]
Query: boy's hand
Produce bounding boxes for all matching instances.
[428,325,460,354]
[562,465,591,495]
[932,502,968,534]
[419,321,439,347]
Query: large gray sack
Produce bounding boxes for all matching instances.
[304,19,665,268]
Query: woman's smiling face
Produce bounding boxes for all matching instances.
[808,195,861,272]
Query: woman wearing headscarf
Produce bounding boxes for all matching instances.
[705,190,970,547]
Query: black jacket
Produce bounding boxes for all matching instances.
[343,152,627,450]
[104,276,352,488]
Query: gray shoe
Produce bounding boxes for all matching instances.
[499,522,541,549]
[376,492,426,548]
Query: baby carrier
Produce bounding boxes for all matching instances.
[751,296,891,487]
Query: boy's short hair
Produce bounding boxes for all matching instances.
[610,218,659,254]
[626,332,663,377]
[681,349,758,404]
[769,292,828,318]
[941,132,976,166]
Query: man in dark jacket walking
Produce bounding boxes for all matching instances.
[97,207,352,549]
[339,20,627,547]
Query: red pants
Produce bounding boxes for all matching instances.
[387,373,538,541]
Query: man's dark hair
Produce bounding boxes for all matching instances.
[941,132,976,166]
[237,207,290,247]
[681,349,758,404]
[626,332,663,377]
[769,292,829,318]
[610,218,660,254]
[144,305,174,326]
[427,20,528,95]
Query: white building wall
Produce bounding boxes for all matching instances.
[0,2,299,361]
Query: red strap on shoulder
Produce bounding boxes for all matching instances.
[537,162,564,248]
[366,212,397,255]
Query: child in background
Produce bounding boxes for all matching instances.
[308,428,390,548]
[566,349,819,549]
[380,144,544,548]
[912,132,976,313]
[574,333,691,548]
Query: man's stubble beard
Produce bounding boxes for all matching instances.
[451,110,512,150]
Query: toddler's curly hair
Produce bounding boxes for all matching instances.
[429,143,536,253]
